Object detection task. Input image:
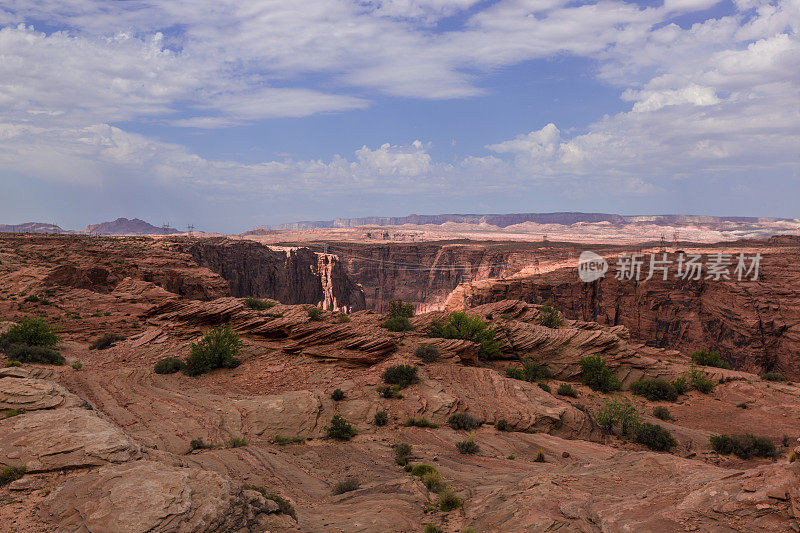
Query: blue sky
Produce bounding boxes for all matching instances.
[0,0,797,233]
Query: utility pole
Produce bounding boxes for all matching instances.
[187,224,195,236]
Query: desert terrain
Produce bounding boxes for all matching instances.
[1,232,800,532]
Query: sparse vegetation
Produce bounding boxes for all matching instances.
[333,477,360,495]
[421,471,446,493]
[671,376,688,395]
[274,435,305,445]
[382,364,418,388]
[414,344,439,363]
[377,385,401,398]
[761,371,787,382]
[4,344,64,365]
[4,408,22,418]
[373,410,389,426]
[557,383,578,398]
[335,314,350,323]
[534,449,546,462]
[0,465,25,487]
[538,381,551,392]
[428,311,501,359]
[228,436,248,448]
[448,412,481,431]
[387,299,415,319]
[243,297,274,310]
[653,406,672,420]
[382,316,414,332]
[438,488,462,511]
[634,423,677,451]
[456,433,480,455]
[630,378,679,402]
[411,464,438,477]
[154,357,185,374]
[710,434,777,459]
[0,317,60,348]
[691,348,731,369]
[496,419,510,431]
[688,364,715,394]
[326,415,356,440]
[4,360,22,367]
[595,398,641,436]
[405,416,438,428]
[537,302,563,328]
[393,442,413,466]
[331,388,345,401]
[183,326,242,376]
[307,307,323,321]
[506,357,552,383]
[89,332,125,350]
[71,361,83,370]
[424,523,443,533]
[190,438,214,450]
[579,355,621,392]
[242,485,296,519]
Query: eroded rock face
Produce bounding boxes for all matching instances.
[0,376,83,411]
[42,460,280,533]
[0,408,141,472]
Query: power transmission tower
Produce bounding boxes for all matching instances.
[187,224,195,236]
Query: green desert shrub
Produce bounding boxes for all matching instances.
[333,477,360,495]
[326,415,356,441]
[307,307,323,321]
[557,383,578,398]
[534,450,546,462]
[414,344,439,363]
[386,299,414,318]
[183,326,242,376]
[405,417,438,428]
[190,438,213,450]
[228,436,248,448]
[154,357,184,374]
[0,317,60,347]
[425,523,443,533]
[4,408,22,418]
[411,464,438,477]
[71,361,82,370]
[630,378,679,402]
[691,348,731,369]
[428,311,501,359]
[538,381,551,392]
[377,385,400,398]
[243,297,274,310]
[4,360,22,368]
[5,344,64,365]
[688,365,715,394]
[710,434,777,459]
[579,355,621,392]
[393,442,413,466]
[438,488,462,511]
[635,423,677,451]
[671,376,688,394]
[495,419,510,431]
[382,365,418,388]
[0,465,25,486]
[448,412,481,431]
[331,388,345,401]
[89,333,125,350]
[421,471,447,493]
[242,485,296,519]
[653,406,672,420]
[274,435,305,445]
[374,410,389,426]
[595,398,641,436]
[382,316,414,332]
[335,314,350,323]
[456,433,480,455]
[761,371,787,382]
[537,302,563,328]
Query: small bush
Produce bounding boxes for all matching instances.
[691,348,731,369]
[71,361,83,370]
[89,333,125,350]
[411,464,438,477]
[377,385,400,398]
[635,423,677,451]
[534,449,546,462]
[274,435,305,445]
[496,419,510,431]
[537,302,563,328]
[382,316,414,332]
[761,372,787,382]
[5,344,64,365]
[154,357,185,374]
[630,378,679,402]
[595,398,641,436]
[335,314,350,323]
[579,355,621,392]
[393,442,413,466]
[456,433,480,455]
[507,454,516,460]
[538,381,551,392]
[405,417,438,428]
[421,472,447,493]
[415,345,439,363]
[438,488,462,511]
[506,368,524,380]
[183,326,242,376]
[243,485,296,519]
[4,360,22,367]
[710,434,777,459]
[190,438,213,450]
[243,297,274,310]
[382,365,418,388]
[688,365,715,394]
[333,477,360,495]
[790,451,798,463]
[557,383,578,398]
[4,408,22,418]
[0,317,59,347]
[425,523,443,533]
[0,465,25,486]
[428,311,501,359]
[387,299,414,318]
[448,412,481,431]
[326,415,356,440]
[374,410,389,426]
[306,307,323,321]
[229,436,248,448]
[331,388,345,401]
[653,406,671,420]
[671,377,688,394]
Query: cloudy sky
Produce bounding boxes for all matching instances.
[0,0,798,232]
